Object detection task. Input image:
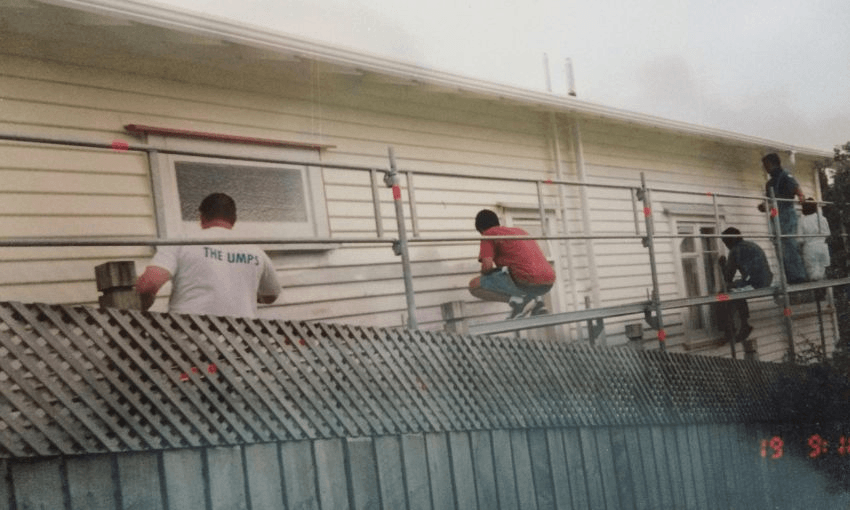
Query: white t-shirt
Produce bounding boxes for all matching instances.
[151,227,280,318]
[797,214,831,281]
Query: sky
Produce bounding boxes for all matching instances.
[149,0,849,152]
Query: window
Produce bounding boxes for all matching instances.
[678,222,723,336]
[153,152,329,243]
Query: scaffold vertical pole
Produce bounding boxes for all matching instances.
[405,171,420,237]
[387,147,418,330]
[640,173,665,350]
[370,169,385,238]
[631,188,642,236]
[536,181,549,236]
[713,193,736,359]
[769,189,795,359]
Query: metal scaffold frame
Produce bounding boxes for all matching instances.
[2,133,849,359]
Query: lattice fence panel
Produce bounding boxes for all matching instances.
[0,301,804,458]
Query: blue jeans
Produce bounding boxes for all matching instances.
[478,269,552,300]
[774,206,807,284]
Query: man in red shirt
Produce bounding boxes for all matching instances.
[468,209,556,318]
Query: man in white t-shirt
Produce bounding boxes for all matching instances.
[136,193,281,318]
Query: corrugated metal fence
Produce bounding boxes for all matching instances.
[0,301,846,509]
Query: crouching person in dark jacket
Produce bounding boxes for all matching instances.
[717,227,773,343]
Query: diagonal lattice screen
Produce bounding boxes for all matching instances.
[0,301,801,458]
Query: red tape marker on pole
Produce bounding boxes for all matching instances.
[717,294,730,301]
[770,208,778,218]
[784,308,792,317]
[657,329,667,342]
[392,185,402,201]
[111,140,129,151]
[643,207,651,217]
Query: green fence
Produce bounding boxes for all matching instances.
[0,301,847,509]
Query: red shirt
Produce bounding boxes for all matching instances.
[479,226,556,286]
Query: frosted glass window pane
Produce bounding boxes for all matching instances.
[175,162,307,223]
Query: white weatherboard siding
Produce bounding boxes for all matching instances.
[0,49,565,330]
[0,28,834,360]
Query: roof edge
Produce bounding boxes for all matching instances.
[36,0,833,158]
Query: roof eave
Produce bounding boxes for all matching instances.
[37,0,833,159]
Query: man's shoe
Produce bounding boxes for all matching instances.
[508,297,531,319]
[508,299,528,319]
[530,300,549,316]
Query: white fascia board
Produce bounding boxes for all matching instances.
[38,0,832,159]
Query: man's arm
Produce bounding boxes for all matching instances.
[480,256,496,273]
[256,256,281,305]
[719,254,736,285]
[135,266,172,311]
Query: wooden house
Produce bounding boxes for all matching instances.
[0,0,837,361]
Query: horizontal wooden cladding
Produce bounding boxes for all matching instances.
[0,258,144,287]
[0,51,829,357]
[579,117,759,166]
[4,216,155,238]
[0,142,148,175]
[0,51,548,140]
[0,59,549,161]
[0,169,149,195]
[0,193,152,217]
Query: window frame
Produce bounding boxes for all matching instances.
[664,203,727,347]
[148,136,330,250]
[677,222,723,335]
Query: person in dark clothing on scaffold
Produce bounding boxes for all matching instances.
[757,152,807,284]
[718,227,774,343]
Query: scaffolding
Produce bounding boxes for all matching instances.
[2,133,849,360]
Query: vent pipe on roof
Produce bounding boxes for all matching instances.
[559,59,603,336]
[543,52,582,339]
[543,53,553,93]
[565,58,577,97]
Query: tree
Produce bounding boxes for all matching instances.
[815,142,850,357]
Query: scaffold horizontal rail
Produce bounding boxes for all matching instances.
[469,302,651,336]
[469,277,850,337]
